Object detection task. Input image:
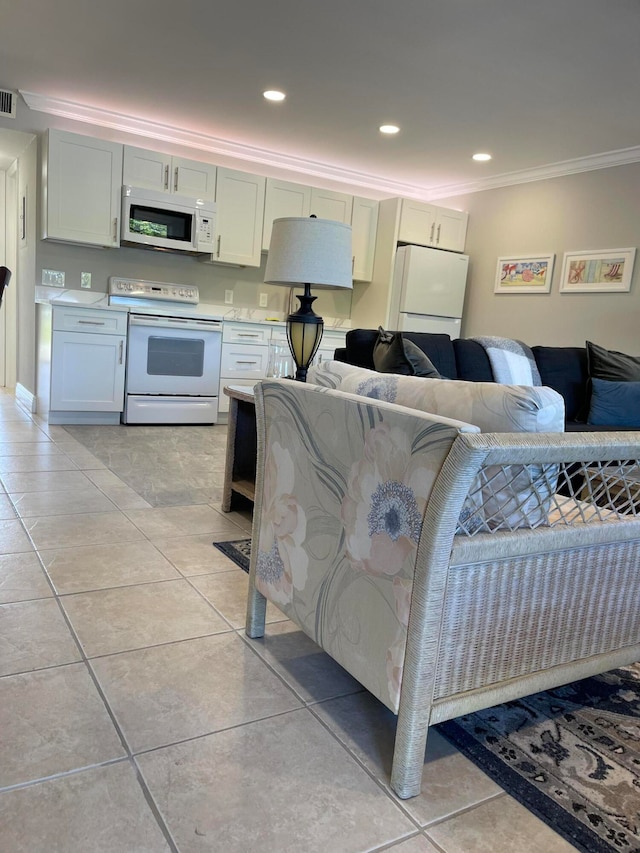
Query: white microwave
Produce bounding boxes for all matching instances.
[121,186,216,255]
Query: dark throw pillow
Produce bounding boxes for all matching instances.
[587,377,640,427]
[586,340,640,382]
[373,327,440,378]
[579,341,640,421]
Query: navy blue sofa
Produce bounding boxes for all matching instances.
[334,329,631,432]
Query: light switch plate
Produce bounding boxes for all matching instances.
[42,269,65,287]
[225,290,234,305]
[81,272,92,289]
[259,293,268,308]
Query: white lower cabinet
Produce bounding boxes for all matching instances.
[218,321,275,415]
[217,321,347,416]
[49,307,127,424]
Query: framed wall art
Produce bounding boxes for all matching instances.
[559,248,636,293]
[494,254,555,294]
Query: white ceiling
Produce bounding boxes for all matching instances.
[2,0,640,196]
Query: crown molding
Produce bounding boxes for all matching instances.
[425,146,640,200]
[21,90,640,202]
[19,90,424,198]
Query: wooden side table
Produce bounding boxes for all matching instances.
[222,384,257,512]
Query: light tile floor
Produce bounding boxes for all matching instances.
[0,390,578,852]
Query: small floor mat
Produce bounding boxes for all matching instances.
[213,538,252,573]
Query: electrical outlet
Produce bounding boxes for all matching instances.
[42,269,65,287]
[259,292,268,308]
[224,290,234,305]
[80,272,92,289]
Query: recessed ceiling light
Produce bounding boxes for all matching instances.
[472,152,492,161]
[379,124,400,135]
[263,90,286,102]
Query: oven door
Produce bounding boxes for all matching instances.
[126,314,222,396]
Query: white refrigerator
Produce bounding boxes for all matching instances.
[388,245,469,335]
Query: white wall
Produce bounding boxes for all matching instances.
[437,163,640,353]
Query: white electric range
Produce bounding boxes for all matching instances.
[108,277,223,424]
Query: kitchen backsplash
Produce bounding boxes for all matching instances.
[37,239,353,320]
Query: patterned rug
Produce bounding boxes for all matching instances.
[438,665,640,853]
[214,538,251,573]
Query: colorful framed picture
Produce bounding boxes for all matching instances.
[494,255,555,294]
[559,248,636,293]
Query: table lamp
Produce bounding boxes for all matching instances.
[264,216,353,381]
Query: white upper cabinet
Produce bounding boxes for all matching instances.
[262,179,312,250]
[212,167,266,267]
[398,199,468,252]
[123,145,216,201]
[309,188,353,224]
[262,181,353,251]
[43,129,123,248]
[351,197,379,282]
[433,206,469,253]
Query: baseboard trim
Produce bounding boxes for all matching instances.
[15,383,37,413]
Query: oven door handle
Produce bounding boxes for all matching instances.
[129,315,222,333]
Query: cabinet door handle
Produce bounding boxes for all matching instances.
[436,224,441,244]
[352,255,355,272]
[113,218,118,244]
[78,320,106,326]
[164,165,169,190]
[217,235,221,257]
[174,167,179,192]
[119,340,124,364]
[430,222,435,243]
[236,332,260,338]
[236,360,258,365]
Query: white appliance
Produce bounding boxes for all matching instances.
[388,244,469,335]
[108,278,222,424]
[121,186,216,255]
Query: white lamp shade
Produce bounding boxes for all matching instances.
[264,217,353,290]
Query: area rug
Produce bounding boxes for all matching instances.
[438,665,640,853]
[214,538,251,573]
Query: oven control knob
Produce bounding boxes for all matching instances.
[179,289,185,296]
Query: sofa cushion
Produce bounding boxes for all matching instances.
[588,378,640,427]
[531,346,589,423]
[309,361,565,532]
[309,361,565,433]
[342,329,458,378]
[373,328,441,378]
[452,339,494,381]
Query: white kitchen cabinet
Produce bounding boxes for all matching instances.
[123,145,217,201]
[218,321,282,415]
[42,129,123,248]
[398,199,468,252]
[351,197,379,281]
[262,179,356,251]
[312,329,348,367]
[49,307,127,424]
[309,188,353,224]
[212,168,266,266]
[262,179,312,250]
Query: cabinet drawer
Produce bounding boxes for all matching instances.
[53,307,128,336]
[221,344,268,378]
[269,327,288,343]
[222,323,271,345]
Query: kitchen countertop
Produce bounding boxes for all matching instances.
[34,288,350,329]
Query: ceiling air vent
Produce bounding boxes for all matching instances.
[0,89,17,119]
